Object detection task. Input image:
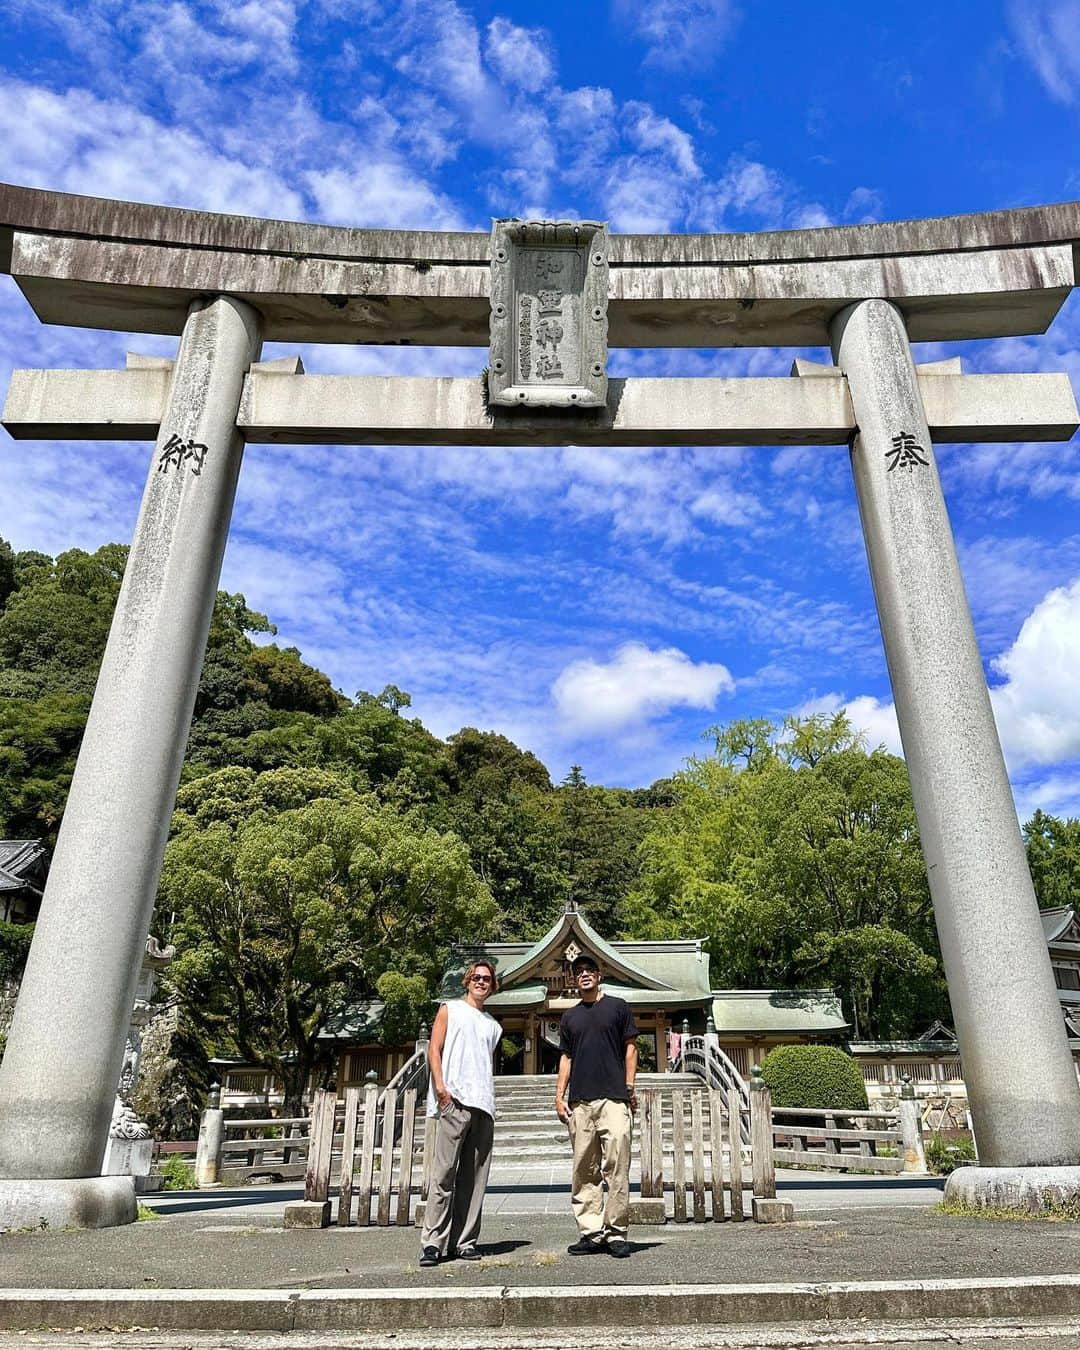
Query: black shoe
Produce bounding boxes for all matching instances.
[455,1247,482,1261]
[607,1239,632,1258]
[567,1237,607,1254]
[419,1246,440,1267]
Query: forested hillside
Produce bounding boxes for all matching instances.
[0,538,1074,1132]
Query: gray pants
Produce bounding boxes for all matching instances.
[420,1101,494,1256]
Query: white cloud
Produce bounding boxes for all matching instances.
[990,577,1080,768]
[797,577,1080,783]
[552,642,734,734]
[484,17,555,92]
[612,0,740,71]
[0,76,307,218]
[1008,0,1080,104]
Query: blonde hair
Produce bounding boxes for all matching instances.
[463,959,498,993]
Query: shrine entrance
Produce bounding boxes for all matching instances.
[2,184,1080,1226]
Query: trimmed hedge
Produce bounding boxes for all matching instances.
[759,1044,868,1111]
[0,921,33,983]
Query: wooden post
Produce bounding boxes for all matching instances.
[336,1087,361,1227]
[639,1090,654,1198]
[377,1087,397,1225]
[657,1011,668,1072]
[355,1082,379,1226]
[708,1089,726,1221]
[647,1088,663,1201]
[689,1092,706,1223]
[671,1087,686,1222]
[725,1098,744,1222]
[396,1088,418,1226]
[749,1066,776,1200]
[305,1088,335,1205]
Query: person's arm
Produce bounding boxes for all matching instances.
[554,1053,572,1122]
[622,1004,639,1112]
[624,1037,638,1111]
[427,1004,452,1110]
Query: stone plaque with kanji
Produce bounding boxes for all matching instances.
[488,219,608,408]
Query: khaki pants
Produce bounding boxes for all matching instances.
[568,1098,632,1243]
[420,1101,494,1257]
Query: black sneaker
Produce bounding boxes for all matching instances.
[455,1248,482,1261]
[567,1237,607,1254]
[607,1239,632,1258]
[419,1246,440,1267]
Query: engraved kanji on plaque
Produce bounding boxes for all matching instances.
[488,219,608,408]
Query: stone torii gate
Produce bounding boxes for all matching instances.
[1,184,1080,1228]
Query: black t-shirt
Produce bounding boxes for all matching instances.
[559,994,639,1103]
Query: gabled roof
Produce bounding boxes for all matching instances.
[491,908,675,992]
[1042,905,1080,945]
[710,989,848,1035]
[0,840,46,894]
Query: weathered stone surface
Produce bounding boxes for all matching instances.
[283,1199,331,1230]
[1,183,1077,344]
[0,1175,136,1231]
[6,369,1077,447]
[0,296,261,1187]
[628,1198,666,1224]
[751,1197,794,1223]
[945,1164,1080,1212]
[831,298,1080,1169]
[101,1136,152,1178]
[488,219,607,407]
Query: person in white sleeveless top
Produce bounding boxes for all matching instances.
[419,958,502,1267]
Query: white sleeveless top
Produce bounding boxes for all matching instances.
[426,999,501,1119]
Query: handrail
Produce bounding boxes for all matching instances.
[376,1040,430,1150]
[679,1034,751,1145]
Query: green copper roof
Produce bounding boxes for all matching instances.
[710,989,848,1035]
[439,906,712,1006]
[494,908,673,990]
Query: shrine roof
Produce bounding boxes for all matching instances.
[710,989,848,1035]
[0,839,46,893]
[1041,905,1078,944]
[1,184,1076,345]
[439,909,711,1004]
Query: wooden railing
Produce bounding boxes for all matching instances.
[288,1082,784,1227]
[770,1106,905,1173]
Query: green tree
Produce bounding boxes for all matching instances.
[628,715,945,1038]
[160,766,496,1111]
[1024,810,1080,910]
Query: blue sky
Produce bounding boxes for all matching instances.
[1,0,1080,816]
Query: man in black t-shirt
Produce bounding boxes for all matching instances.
[554,954,638,1257]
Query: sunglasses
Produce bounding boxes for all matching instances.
[469,974,493,984]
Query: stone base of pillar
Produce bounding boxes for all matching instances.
[0,1175,136,1231]
[945,1165,1080,1214]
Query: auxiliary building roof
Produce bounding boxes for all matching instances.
[709,989,849,1035]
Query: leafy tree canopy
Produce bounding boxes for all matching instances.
[160,765,496,1110]
[1024,810,1080,910]
[627,714,946,1039]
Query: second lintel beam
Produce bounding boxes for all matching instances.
[3,371,1077,447]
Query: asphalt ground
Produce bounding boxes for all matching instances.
[4,1187,1080,1293]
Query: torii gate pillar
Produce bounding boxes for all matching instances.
[833,299,1080,1206]
[0,295,261,1230]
